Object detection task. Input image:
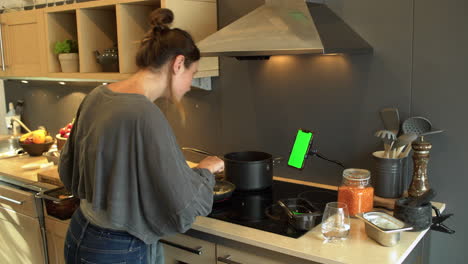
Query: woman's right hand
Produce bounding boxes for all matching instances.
[196,156,224,174]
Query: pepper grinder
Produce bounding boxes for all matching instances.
[408,137,432,197]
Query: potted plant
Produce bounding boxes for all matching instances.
[54,39,79,73]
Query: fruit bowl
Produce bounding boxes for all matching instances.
[20,141,54,156]
[56,134,67,151]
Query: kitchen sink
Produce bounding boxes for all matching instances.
[0,136,22,158]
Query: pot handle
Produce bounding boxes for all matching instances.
[273,157,283,166]
[277,200,294,220]
[182,147,216,157]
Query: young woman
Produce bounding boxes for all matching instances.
[59,8,224,264]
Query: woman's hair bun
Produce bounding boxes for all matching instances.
[149,8,174,33]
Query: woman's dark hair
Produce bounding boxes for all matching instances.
[136,8,200,71]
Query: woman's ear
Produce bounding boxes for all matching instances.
[172,55,185,75]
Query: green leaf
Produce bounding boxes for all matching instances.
[54,39,78,54]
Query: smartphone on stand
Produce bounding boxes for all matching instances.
[287,129,314,170]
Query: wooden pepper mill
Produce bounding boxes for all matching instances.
[408,137,432,197]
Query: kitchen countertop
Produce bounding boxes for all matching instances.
[0,155,444,264]
[191,176,444,264]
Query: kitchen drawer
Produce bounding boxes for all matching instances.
[216,244,317,264]
[0,183,37,217]
[162,233,216,264]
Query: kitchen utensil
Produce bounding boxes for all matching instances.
[408,140,432,197]
[213,180,236,202]
[372,151,409,198]
[374,130,396,158]
[277,198,321,231]
[356,211,413,247]
[182,147,281,191]
[21,161,54,170]
[379,108,400,135]
[392,133,418,158]
[401,117,444,137]
[374,130,396,140]
[321,202,350,240]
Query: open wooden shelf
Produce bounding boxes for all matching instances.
[45,10,78,73]
[12,0,218,81]
[116,1,161,73]
[77,5,118,73]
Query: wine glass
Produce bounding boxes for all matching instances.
[321,202,350,240]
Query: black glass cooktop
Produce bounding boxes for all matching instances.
[208,180,337,238]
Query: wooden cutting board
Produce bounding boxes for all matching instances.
[0,155,49,182]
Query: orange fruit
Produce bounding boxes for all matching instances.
[33,132,46,144]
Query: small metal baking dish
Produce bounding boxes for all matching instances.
[356,211,413,247]
[37,186,79,220]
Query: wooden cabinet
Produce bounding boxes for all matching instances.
[0,9,47,77]
[163,0,218,78]
[40,0,218,80]
[217,244,316,264]
[0,184,45,264]
[45,216,69,264]
[162,233,317,264]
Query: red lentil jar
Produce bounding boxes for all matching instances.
[338,168,374,217]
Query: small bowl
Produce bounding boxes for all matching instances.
[20,141,54,156]
[43,151,60,165]
[56,134,67,151]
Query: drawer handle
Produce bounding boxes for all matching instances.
[160,239,203,255]
[217,255,243,264]
[0,195,24,205]
[0,23,5,71]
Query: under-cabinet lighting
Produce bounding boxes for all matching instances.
[102,82,108,85]
[21,80,29,84]
[58,81,66,85]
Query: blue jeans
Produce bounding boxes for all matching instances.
[64,207,147,264]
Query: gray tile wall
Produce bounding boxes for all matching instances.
[3,0,466,262]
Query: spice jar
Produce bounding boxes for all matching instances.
[338,168,374,217]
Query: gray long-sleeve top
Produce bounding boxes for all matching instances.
[58,85,215,244]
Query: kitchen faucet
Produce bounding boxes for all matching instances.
[8,117,31,135]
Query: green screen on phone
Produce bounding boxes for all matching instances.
[287,130,313,169]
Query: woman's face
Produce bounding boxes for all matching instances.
[172,59,199,101]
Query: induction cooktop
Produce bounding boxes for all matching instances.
[208,180,337,238]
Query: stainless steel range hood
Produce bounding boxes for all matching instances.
[197,0,372,58]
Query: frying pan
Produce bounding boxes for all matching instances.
[213,180,236,202]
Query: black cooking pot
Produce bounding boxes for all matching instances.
[224,151,278,191]
[182,148,281,191]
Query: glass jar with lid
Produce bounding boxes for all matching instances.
[338,168,374,217]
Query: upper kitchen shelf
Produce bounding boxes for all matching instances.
[0,0,218,81]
